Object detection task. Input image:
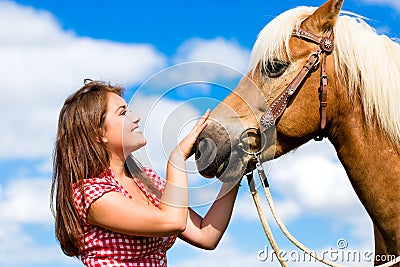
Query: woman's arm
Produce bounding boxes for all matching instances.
[178,181,240,250]
[87,110,210,237]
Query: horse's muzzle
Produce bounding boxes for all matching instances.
[195,122,232,178]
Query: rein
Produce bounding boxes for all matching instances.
[238,128,400,266]
[245,158,400,267]
[244,155,400,267]
[239,127,346,267]
[260,28,334,141]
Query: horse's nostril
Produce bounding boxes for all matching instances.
[195,138,217,172]
[198,138,210,155]
[195,121,232,178]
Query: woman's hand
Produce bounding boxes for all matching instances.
[176,109,210,160]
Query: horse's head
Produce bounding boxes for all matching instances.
[195,0,344,181]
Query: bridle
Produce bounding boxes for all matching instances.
[259,27,334,141]
[238,27,335,171]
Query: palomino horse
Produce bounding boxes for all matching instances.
[194,0,400,265]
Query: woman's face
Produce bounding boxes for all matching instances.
[103,93,146,158]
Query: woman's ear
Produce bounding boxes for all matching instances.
[96,128,108,143]
[95,136,108,143]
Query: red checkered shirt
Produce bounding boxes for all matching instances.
[72,167,177,267]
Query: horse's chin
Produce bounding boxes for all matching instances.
[199,151,250,183]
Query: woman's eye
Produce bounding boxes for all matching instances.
[120,110,127,116]
[262,60,289,78]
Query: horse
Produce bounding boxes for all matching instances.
[194,0,400,265]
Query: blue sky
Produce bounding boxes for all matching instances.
[0,0,399,266]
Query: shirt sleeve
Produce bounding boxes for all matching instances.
[143,167,166,194]
[72,177,119,225]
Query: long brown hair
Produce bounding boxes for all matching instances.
[50,80,159,257]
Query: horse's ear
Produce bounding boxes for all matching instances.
[301,0,344,33]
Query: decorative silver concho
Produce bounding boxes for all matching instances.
[260,109,275,130]
[320,37,334,53]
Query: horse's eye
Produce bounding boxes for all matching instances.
[262,60,289,78]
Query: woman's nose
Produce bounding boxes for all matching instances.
[127,111,140,123]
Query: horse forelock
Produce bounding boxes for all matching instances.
[249,6,316,72]
[249,6,400,152]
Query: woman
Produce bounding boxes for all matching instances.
[51,80,240,267]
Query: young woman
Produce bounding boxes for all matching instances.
[51,80,240,267]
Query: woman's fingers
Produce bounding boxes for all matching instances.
[178,109,211,159]
[191,109,210,133]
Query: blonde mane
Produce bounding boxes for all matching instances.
[249,6,400,151]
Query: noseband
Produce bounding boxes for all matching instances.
[260,28,334,141]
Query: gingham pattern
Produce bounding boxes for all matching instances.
[72,168,177,267]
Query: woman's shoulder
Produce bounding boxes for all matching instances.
[73,169,117,188]
[72,169,121,204]
[72,169,121,224]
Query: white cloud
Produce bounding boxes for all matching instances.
[0,222,78,266]
[233,184,302,223]
[170,234,268,267]
[174,37,251,74]
[129,94,201,172]
[267,140,373,242]
[133,61,246,101]
[361,0,400,12]
[269,141,365,218]
[0,1,166,159]
[134,38,251,93]
[0,177,52,224]
[0,176,80,266]
[233,193,259,220]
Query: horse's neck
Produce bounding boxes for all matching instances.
[330,114,400,199]
[329,98,400,249]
